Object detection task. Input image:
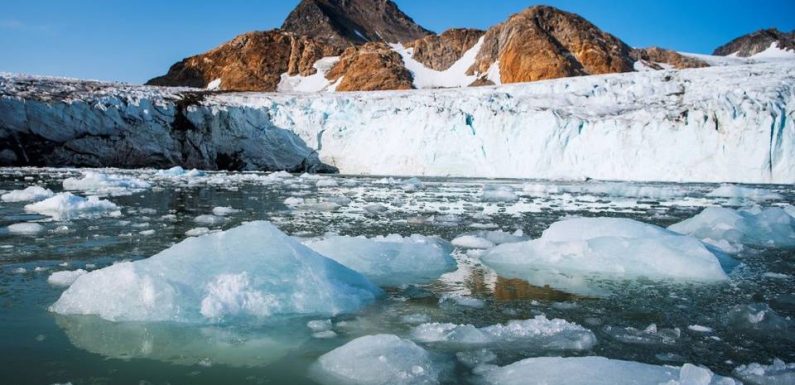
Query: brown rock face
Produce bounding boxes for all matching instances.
[713,28,795,57]
[468,5,634,84]
[326,42,413,91]
[147,31,340,91]
[630,47,709,70]
[404,28,485,71]
[282,0,433,49]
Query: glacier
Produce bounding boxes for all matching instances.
[1,59,794,182]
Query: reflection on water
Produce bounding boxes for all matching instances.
[492,277,582,302]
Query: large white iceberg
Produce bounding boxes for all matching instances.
[481,217,731,296]
[1,185,54,202]
[50,221,382,322]
[477,356,738,385]
[410,315,596,352]
[311,334,444,385]
[24,192,120,220]
[304,234,455,286]
[669,207,795,253]
[62,171,151,195]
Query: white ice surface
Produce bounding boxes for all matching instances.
[304,234,456,286]
[1,186,54,202]
[7,222,44,235]
[62,171,150,196]
[48,269,88,288]
[278,57,341,93]
[50,221,382,322]
[391,37,484,89]
[24,192,120,221]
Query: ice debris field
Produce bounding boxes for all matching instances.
[0,167,794,384]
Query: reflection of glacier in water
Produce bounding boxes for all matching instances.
[55,315,310,367]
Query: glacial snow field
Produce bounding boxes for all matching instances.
[0,167,793,384]
[2,57,795,183]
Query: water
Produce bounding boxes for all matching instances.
[0,168,793,385]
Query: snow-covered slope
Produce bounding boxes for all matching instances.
[1,60,794,183]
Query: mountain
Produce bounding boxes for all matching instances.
[281,0,433,48]
[147,3,707,92]
[714,28,795,57]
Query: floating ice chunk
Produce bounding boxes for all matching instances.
[604,324,681,345]
[439,294,485,308]
[482,217,730,297]
[7,222,44,235]
[401,177,424,192]
[50,221,381,322]
[284,197,305,207]
[477,356,738,385]
[185,227,210,237]
[471,230,528,245]
[707,184,783,201]
[155,166,207,178]
[481,185,518,202]
[304,234,455,286]
[451,235,495,250]
[194,214,224,225]
[1,186,54,202]
[312,334,443,385]
[212,206,240,216]
[316,178,339,188]
[307,319,332,333]
[721,303,794,340]
[669,207,795,253]
[734,359,795,385]
[411,315,596,352]
[688,325,714,333]
[48,269,88,288]
[63,171,150,195]
[24,193,120,221]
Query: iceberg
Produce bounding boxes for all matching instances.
[24,192,120,220]
[62,171,150,195]
[304,234,456,286]
[1,186,54,202]
[311,334,445,385]
[669,207,795,253]
[477,357,738,385]
[48,269,88,288]
[50,221,382,322]
[481,217,731,296]
[410,315,596,352]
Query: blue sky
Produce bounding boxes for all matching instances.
[1,0,793,84]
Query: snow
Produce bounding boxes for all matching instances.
[311,334,443,385]
[478,357,738,385]
[47,269,88,288]
[391,36,484,89]
[49,221,382,322]
[751,42,795,60]
[1,186,54,202]
[206,78,221,91]
[669,207,795,253]
[63,171,150,196]
[278,57,341,93]
[304,234,456,286]
[451,235,495,250]
[734,359,795,385]
[24,192,120,221]
[7,222,44,235]
[482,217,730,296]
[410,315,596,351]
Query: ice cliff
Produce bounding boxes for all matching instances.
[1,59,794,183]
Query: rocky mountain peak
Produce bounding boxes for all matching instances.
[281,0,433,49]
[713,28,795,57]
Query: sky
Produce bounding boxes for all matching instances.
[1,0,793,84]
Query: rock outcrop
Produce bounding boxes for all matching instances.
[714,28,795,57]
[631,47,709,69]
[326,42,413,91]
[282,0,432,49]
[147,31,340,91]
[468,6,634,84]
[404,28,485,71]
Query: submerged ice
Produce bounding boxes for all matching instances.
[50,221,382,322]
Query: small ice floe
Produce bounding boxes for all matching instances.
[63,171,150,196]
[185,227,211,237]
[707,184,783,201]
[482,217,731,297]
[49,221,381,322]
[194,214,224,226]
[47,269,88,288]
[7,222,44,235]
[139,230,156,236]
[304,234,455,286]
[477,357,738,385]
[605,324,681,345]
[481,185,519,203]
[24,193,120,221]
[155,166,207,178]
[688,325,713,333]
[400,313,431,325]
[311,334,444,385]
[1,186,54,202]
[669,206,795,253]
[451,235,495,250]
[763,272,790,279]
[316,178,339,188]
[212,206,240,216]
[411,315,596,352]
[401,177,424,192]
[734,359,795,385]
[721,303,794,340]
